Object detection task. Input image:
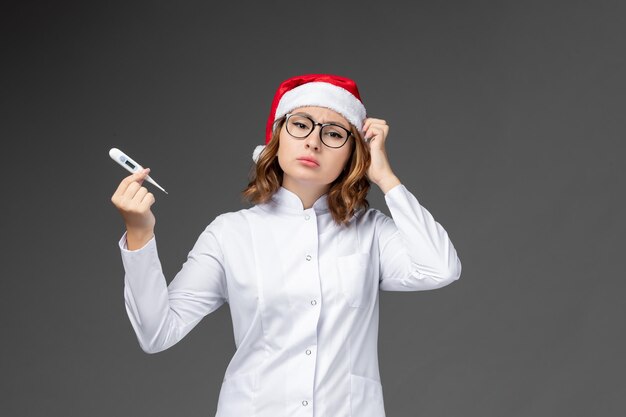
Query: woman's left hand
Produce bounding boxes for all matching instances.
[362,117,401,193]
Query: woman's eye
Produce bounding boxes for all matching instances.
[293,122,307,129]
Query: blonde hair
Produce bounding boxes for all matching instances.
[241,117,371,226]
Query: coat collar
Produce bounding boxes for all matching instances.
[266,186,329,214]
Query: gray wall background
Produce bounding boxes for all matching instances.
[1,0,624,416]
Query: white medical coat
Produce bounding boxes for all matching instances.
[118,183,462,417]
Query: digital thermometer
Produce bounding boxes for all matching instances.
[109,147,168,194]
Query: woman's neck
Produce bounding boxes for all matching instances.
[281,180,329,210]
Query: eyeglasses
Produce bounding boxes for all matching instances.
[284,113,353,148]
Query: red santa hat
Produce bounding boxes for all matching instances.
[252,74,367,163]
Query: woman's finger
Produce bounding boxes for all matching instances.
[131,186,149,206]
[366,127,384,142]
[113,168,150,198]
[364,124,389,143]
[362,118,387,133]
[139,192,156,211]
[121,181,144,205]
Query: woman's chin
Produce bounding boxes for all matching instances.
[283,173,332,188]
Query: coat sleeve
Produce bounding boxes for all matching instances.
[377,183,462,291]
[118,215,228,353]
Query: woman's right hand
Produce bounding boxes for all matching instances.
[111,168,156,248]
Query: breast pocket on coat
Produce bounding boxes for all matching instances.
[337,252,373,308]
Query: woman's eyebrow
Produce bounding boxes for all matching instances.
[295,112,349,129]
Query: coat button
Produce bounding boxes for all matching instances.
[302,400,309,406]
[305,254,312,261]
[304,214,310,220]
[310,300,317,305]
[305,349,311,355]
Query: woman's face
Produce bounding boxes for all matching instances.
[277,106,353,191]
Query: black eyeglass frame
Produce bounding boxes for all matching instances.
[283,112,353,149]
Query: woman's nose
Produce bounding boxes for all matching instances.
[304,127,322,150]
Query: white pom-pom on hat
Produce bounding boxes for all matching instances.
[252,145,266,163]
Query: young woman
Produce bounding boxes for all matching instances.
[111,74,462,417]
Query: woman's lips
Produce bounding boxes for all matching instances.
[297,158,319,167]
